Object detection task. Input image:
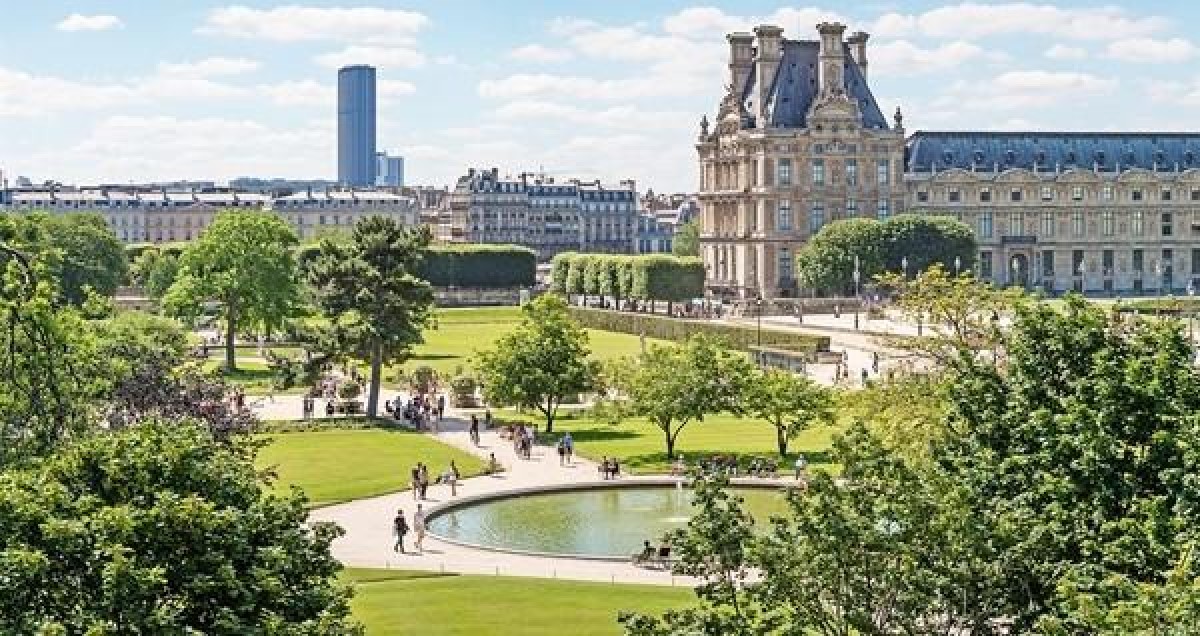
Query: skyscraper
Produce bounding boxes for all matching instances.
[375,152,404,187]
[337,65,377,186]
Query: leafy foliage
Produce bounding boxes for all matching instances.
[0,212,128,304]
[671,220,700,257]
[417,244,536,288]
[308,217,435,417]
[0,421,359,634]
[164,211,300,370]
[606,335,752,458]
[130,247,180,300]
[739,368,834,456]
[476,294,595,432]
[795,214,975,294]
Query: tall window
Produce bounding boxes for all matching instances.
[1072,186,1083,201]
[846,159,858,186]
[1192,248,1200,275]
[1162,212,1174,236]
[846,198,858,217]
[979,187,992,202]
[809,203,825,232]
[1042,250,1055,277]
[1009,210,1024,234]
[811,159,825,186]
[1041,211,1055,236]
[980,211,993,238]
[1132,249,1144,274]
[778,247,793,281]
[1040,186,1053,201]
[1010,188,1023,202]
[1132,210,1144,236]
[948,187,961,203]
[876,159,889,185]
[777,159,792,186]
[1131,188,1144,202]
[1102,184,1114,201]
[1072,210,1084,237]
[876,199,890,220]
[979,251,993,279]
[777,200,793,231]
[1102,209,1114,236]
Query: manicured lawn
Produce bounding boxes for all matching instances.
[342,568,691,636]
[500,409,841,475]
[396,307,665,377]
[256,428,484,506]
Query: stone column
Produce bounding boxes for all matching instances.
[757,243,771,298]
[756,198,769,236]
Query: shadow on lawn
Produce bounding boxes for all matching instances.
[617,449,835,474]
[535,427,642,443]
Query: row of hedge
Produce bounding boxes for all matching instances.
[417,244,536,289]
[567,306,830,354]
[551,253,704,303]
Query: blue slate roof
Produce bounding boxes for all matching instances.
[741,41,889,131]
[906,131,1200,173]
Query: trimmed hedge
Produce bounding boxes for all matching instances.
[552,253,704,302]
[125,242,187,263]
[417,244,536,289]
[567,306,829,354]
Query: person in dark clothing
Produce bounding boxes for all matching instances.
[392,510,409,553]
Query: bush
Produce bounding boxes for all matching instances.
[418,244,536,288]
[411,365,439,394]
[337,380,361,400]
[558,254,703,303]
[550,252,574,293]
[566,306,829,354]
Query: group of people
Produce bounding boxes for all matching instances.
[392,503,428,554]
[555,432,575,465]
[468,411,493,446]
[389,393,444,431]
[509,424,536,459]
[300,394,337,419]
[598,456,621,479]
[631,538,672,568]
[410,460,461,500]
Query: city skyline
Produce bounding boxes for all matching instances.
[3,1,1200,191]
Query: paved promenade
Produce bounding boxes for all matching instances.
[307,411,714,585]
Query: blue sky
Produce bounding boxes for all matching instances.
[2,1,1199,191]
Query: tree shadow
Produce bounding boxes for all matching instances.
[534,427,642,443]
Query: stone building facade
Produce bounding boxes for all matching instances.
[698,23,906,300]
[448,167,638,260]
[905,132,1200,294]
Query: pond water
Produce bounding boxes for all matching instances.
[426,485,790,558]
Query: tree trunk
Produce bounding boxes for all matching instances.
[776,425,789,456]
[224,300,237,371]
[664,426,676,459]
[366,337,383,418]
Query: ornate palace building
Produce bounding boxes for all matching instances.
[698,23,906,300]
[700,23,1200,299]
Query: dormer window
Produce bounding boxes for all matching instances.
[972,150,984,164]
[1005,150,1016,165]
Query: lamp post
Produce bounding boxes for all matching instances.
[755,294,763,366]
[1154,260,1164,312]
[1011,256,1022,291]
[852,255,861,331]
[954,255,962,278]
[1189,282,1196,341]
[901,256,909,280]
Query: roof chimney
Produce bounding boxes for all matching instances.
[847,31,869,80]
[752,25,784,130]
[817,22,847,98]
[726,32,754,96]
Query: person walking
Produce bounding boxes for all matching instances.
[418,463,430,500]
[861,368,869,387]
[557,438,567,466]
[794,454,807,481]
[563,431,574,465]
[392,510,409,553]
[413,504,427,553]
[484,409,493,429]
[871,351,880,374]
[437,394,445,420]
[410,465,421,501]
[446,461,459,497]
[469,414,480,446]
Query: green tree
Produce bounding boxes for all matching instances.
[672,220,700,257]
[611,335,751,458]
[0,213,127,304]
[839,373,948,466]
[795,215,975,295]
[937,297,1200,629]
[130,248,180,300]
[163,211,299,371]
[740,368,833,456]
[308,217,435,418]
[476,294,595,433]
[0,421,359,634]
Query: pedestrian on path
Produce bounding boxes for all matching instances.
[413,504,426,553]
[794,454,807,481]
[410,465,421,501]
[392,510,409,553]
[446,461,459,497]
[484,410,493,429]
[469,415,480,446]
[872,351,880,374]
[557,438,567,466]
[564,432,574,465]
[418,463,430,500]
[861,368,869,387]
[437,394,445,420]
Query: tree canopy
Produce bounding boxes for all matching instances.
[672,220,700,257]
[476,294,595,433]
[739,368,834,456]
[164,211,299,371]
[0,421,359,634]
[0,212,127,305]
[308,217,435,417]
[795,214,975,295]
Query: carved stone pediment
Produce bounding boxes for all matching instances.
[807,96,860,126]
[1115,168,1158,183]
[994,168,1039,183]
[1177,168,1200,182]
[930,168,979,183]
[1054,168,1102,183]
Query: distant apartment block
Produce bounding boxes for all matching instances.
[376,152,405,187]
[448,168,639,260]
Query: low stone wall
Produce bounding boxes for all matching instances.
[434,287,526,307]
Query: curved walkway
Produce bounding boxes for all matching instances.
[310,411,709,585]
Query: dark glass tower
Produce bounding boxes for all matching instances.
[337,65,377,186]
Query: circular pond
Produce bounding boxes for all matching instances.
[426,484,790,559]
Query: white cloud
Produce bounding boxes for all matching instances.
[1104,37,1196,63]
[314,45,426,69]
[199,5,428,44]
[258,78,414,107]
[1145,76,1200,106]
[57,14,123,32]
[938,70,1118,110]
[157,57,259,77]
[478,73,706,100]
[27,115,334,183]
[0,64,250,117]
[869,40,987,75]
[661,7,847,39]
[509,44,573,63]
[872,4,1168,41]
[1045,44,1088,60]
[547,17,599,37]
[492,100,692,130]
[379,79,416,98]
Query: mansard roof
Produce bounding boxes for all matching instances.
[740,41,889,131]
[906,131,1200,173]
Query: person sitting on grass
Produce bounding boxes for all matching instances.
[485,453,502,475]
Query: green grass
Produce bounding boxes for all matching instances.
[342,568,691,636]
[396,308,665,377]
[256,428,484,506]
[500,409,841,475]
[197,359,310,395]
